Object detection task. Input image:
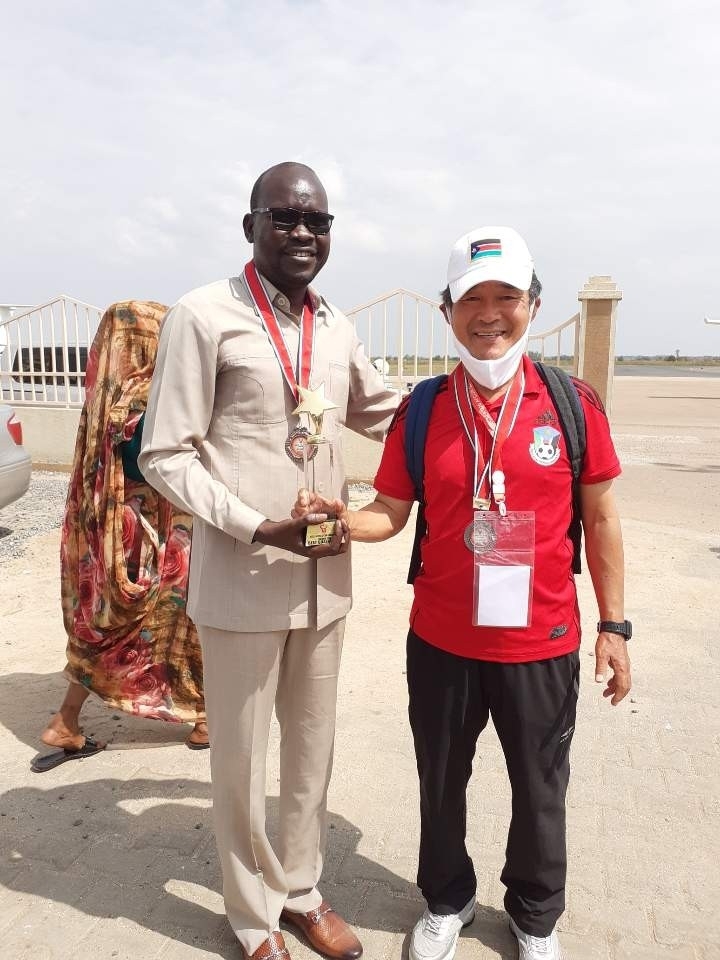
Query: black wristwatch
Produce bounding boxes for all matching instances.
[597,619,632,640]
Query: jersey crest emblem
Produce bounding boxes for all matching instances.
[529,425,561,466]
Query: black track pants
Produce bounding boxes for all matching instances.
[406,629,580,937]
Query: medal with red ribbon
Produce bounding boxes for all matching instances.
[243,261,318,466]
[451,363,525,517]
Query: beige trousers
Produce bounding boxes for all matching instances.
[198,620,345,955]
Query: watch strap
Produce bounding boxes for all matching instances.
[597,619,632,640]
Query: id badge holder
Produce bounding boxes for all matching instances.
[471,511,535,627]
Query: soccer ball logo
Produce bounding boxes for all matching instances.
[529,425,561,466]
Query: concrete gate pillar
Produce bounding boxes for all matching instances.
[576,276,623,414]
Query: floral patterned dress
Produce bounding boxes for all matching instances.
[60,300,204,722]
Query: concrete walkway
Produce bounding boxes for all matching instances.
[0,376,718,960]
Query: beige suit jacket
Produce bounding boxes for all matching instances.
[139,272,397,632]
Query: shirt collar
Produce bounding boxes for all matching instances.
[255,271,328,325]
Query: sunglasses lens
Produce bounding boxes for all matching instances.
[305,213,333,234]
[265,209,334,234]
[269,209,299,230]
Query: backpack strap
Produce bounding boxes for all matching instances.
[405,374,448,584]
[533,361,587,573]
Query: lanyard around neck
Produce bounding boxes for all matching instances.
[243,260,315,401]
[451,364,525,513]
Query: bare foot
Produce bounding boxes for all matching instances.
[39,683,98,752]
[40,712,92,751]
[186,720,209,747]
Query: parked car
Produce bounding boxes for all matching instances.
[0,404,31,509]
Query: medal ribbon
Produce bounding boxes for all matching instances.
[451,364,525,511]
[243,260,315,401]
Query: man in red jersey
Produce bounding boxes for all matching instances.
[294,226,631,960]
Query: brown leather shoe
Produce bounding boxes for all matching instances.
[281,901,362,959]
[246,931,291,959]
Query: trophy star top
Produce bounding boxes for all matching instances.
[292,383,338,417]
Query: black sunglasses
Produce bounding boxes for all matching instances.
[252,207,334,236]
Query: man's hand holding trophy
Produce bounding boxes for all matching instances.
[292,384,348,549]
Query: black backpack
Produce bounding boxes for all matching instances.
[404,362,586,584]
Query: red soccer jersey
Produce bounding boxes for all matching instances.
[374,356,621,662]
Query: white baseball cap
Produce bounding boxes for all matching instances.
[447,225,534,302]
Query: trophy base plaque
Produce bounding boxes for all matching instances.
[304,515,337,547]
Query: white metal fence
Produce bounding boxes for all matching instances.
[0,291,581,409]
[0,296,102,407]
[346,288,454,393]
[528,312,580,372]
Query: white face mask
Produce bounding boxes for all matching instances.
[451,324,531,390]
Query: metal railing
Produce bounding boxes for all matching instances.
[528,312,580,373]
[348,290,582,387]
[0,296,102,407]
[0,289,582,409]
[346,288,454,394]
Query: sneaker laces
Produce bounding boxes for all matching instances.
[423,911,456,939]
[525,932,555,956]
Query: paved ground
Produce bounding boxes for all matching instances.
[0,376,718,960]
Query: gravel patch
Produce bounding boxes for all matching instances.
[348,481,375,507]
[613,433,702,466]
[0,470,69,560]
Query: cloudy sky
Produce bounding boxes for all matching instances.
[2,0,719,355]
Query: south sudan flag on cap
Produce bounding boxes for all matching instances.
[470,238,502,261]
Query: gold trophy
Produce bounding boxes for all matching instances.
[292,384,339,546]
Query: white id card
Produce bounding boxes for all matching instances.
[471,511,535,628]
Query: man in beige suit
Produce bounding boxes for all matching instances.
[139,162,397,960]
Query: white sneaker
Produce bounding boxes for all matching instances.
[508,916,564,959]
[409,897,475,960]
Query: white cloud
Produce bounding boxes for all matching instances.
[115,216,178,259]
[143,197,180,224]
[1,0,719,353]
[112,197,182,258]
[337,217,388,253]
